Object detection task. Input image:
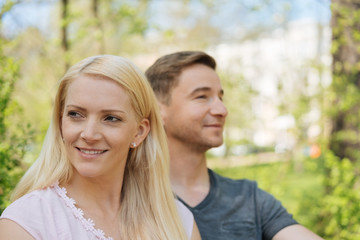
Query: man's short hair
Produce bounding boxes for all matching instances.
[145,51,216,104]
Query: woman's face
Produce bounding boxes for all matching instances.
[61,74,147,180]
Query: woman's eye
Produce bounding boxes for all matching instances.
[105,116,121,122]
[67,111,81,118]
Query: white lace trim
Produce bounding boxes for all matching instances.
[52,182,113,240]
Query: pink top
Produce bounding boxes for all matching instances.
[0,183,194,239]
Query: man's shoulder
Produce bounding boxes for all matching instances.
[210,170,278,200]
[209,169,260,195]
[210,169,257,186]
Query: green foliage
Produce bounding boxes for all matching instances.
[0,0,15,18]
[315,151,360,240]
[68,0,150,56]
[0,38,33,213]
[324,4,360,238]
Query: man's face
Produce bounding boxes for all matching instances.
[160,63,228,152]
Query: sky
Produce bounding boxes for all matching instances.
[1,0,54,36]
[148,0,331,30]
[1,0,331,38]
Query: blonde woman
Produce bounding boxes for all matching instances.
[0,55,201,240]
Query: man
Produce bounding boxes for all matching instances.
[145,51,323,240]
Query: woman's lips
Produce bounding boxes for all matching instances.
[76,147,108,155]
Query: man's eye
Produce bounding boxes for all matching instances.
[196,95,207,99]
[105,116,121,122]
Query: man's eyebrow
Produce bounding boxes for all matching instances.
[190,87,211,95]
[189,87,224,96]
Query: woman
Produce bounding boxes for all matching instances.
[0,55,201,240]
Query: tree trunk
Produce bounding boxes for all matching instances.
[92,0,105,54]
[61,0,70,70]
[329,0,360,161]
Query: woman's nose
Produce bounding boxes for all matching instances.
[80,119,101,142]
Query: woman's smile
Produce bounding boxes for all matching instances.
[76,147,108,155]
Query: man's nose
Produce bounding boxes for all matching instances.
[211,97,228,117]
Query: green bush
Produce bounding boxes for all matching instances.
[0,41,33,213]
[316,151,360,240]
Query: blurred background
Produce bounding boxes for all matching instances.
[0,0,359,239]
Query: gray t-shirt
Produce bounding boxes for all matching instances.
[178,169,298,240]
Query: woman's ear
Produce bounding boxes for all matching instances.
[132,118,150,147]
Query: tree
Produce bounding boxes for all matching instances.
[0,1,34,212]
[61,0,70,70]
[91,0,105,54]
[329,0,360,161]
[316,1,360,239]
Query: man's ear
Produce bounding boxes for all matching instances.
[158,101,168,124]
[132,118,150,147]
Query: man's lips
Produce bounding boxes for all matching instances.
[204,123,223,128]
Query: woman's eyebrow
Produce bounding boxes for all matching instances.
[65,105,125,114]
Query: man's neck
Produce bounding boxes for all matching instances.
[169,140,211,207]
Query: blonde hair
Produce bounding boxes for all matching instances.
[12,55,188,240]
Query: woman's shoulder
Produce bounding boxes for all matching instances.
[175,199,194,239]
[1,184,113,240]
[0,185,62,239]
[175,199,193,218]
[2,186,58,215]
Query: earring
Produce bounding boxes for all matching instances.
[131,142,137,148]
